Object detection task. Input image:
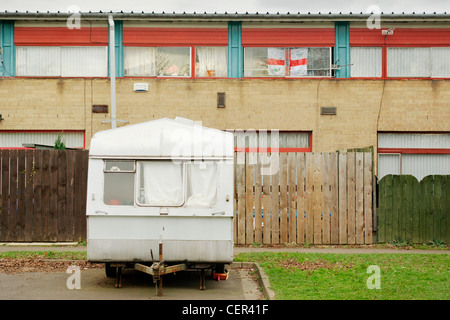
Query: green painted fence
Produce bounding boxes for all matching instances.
[377,175,449,244]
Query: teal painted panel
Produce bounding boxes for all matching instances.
[228,21,243,78]
[108,20,124,77]
[0,21,16,77]
[334,22,350,78]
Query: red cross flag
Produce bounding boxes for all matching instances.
[290,48,308,76]
[267,48,285,76]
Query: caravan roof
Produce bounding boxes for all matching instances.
[89,117,234,158]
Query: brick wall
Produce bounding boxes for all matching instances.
[0,78,449,152]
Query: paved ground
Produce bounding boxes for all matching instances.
[0,243,264,300]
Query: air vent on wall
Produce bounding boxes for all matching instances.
[217,92,226,108]
[321,107,337,115]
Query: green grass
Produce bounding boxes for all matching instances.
[235,252,450,300]
[0,250,87,260]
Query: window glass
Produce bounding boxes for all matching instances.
[387,47,430,77]
[195,47,227,77]
[430,47,450,77]
[350,47,382,77]
[137,161,184,206]
[156,47,191,77]
[186,161,217,207]
[124,47,191,77]
[244,47,331,77]
[103,160,135,206]
[233,131,310,150]
[124,47,156,76]
[16,46,107,77]
[16,46,61,76]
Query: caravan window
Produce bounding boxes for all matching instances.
[103,160,135,206]
[137,161,184,206]
[186,161,218,207]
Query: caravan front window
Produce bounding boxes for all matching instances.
[137,161,184,206]
[186,161,217,207]
[103,160,135,206]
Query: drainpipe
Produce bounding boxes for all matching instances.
[108,14,116,129]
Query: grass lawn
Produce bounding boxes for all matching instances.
[234,252,450,300]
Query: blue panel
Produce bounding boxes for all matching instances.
[334,22,350,78]
[228,21,243,78]
[108,20,124,77]
[0,21,16,77]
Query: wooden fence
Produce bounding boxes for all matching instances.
[378,175,449,244]
[0,149,88,242]
[234,152,374,245]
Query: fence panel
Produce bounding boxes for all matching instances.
[377,174,449,243]
[0,149,88,242]
[233,151,373,245]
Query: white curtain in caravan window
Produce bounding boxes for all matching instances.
[140,161,183,205]
[61,47,108,77]
[16,46,61,76]
[124,47,156,76]
[187,162,217,207]
[196,47,227,77]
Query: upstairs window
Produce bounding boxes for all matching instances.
[350,47,382,77]
[387,47,450,78]
[16,46,108,77]
[244,47,331,77]
[195,46,228,77]
[124,47,191,77]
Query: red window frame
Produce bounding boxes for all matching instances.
[376,131,450,176]
[234,131,312,153]
[350,28,450,80]
[0,130,86,150]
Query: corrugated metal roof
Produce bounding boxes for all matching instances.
[1,11,450,22]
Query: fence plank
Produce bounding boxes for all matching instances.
[364,153,373,244]
[57,151,67,241]
[16,150,26,241]
[236,152,245,244]
[288,153,296,243]
[41,150,51,241]
[24,150,34,242]
[254,153,262,244]
[347,152,356,244]
[262,155,271,244]
[279,153,288,244]
[444,176,450,243]
[338,152,347,244]
[313,153,322,244]
[49,150,58,241]
[65,150,75,241]
[79,150,88,241]
[355,152,364,244]
[9,150,17,241]
[322,152,330,244]
[245,153,254,245]
[330,153,339,244]
[296,153,305,244]
[32,151,42,242]
[1,150,10,242]
[271,152,280,244]
[305,153,314,244]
